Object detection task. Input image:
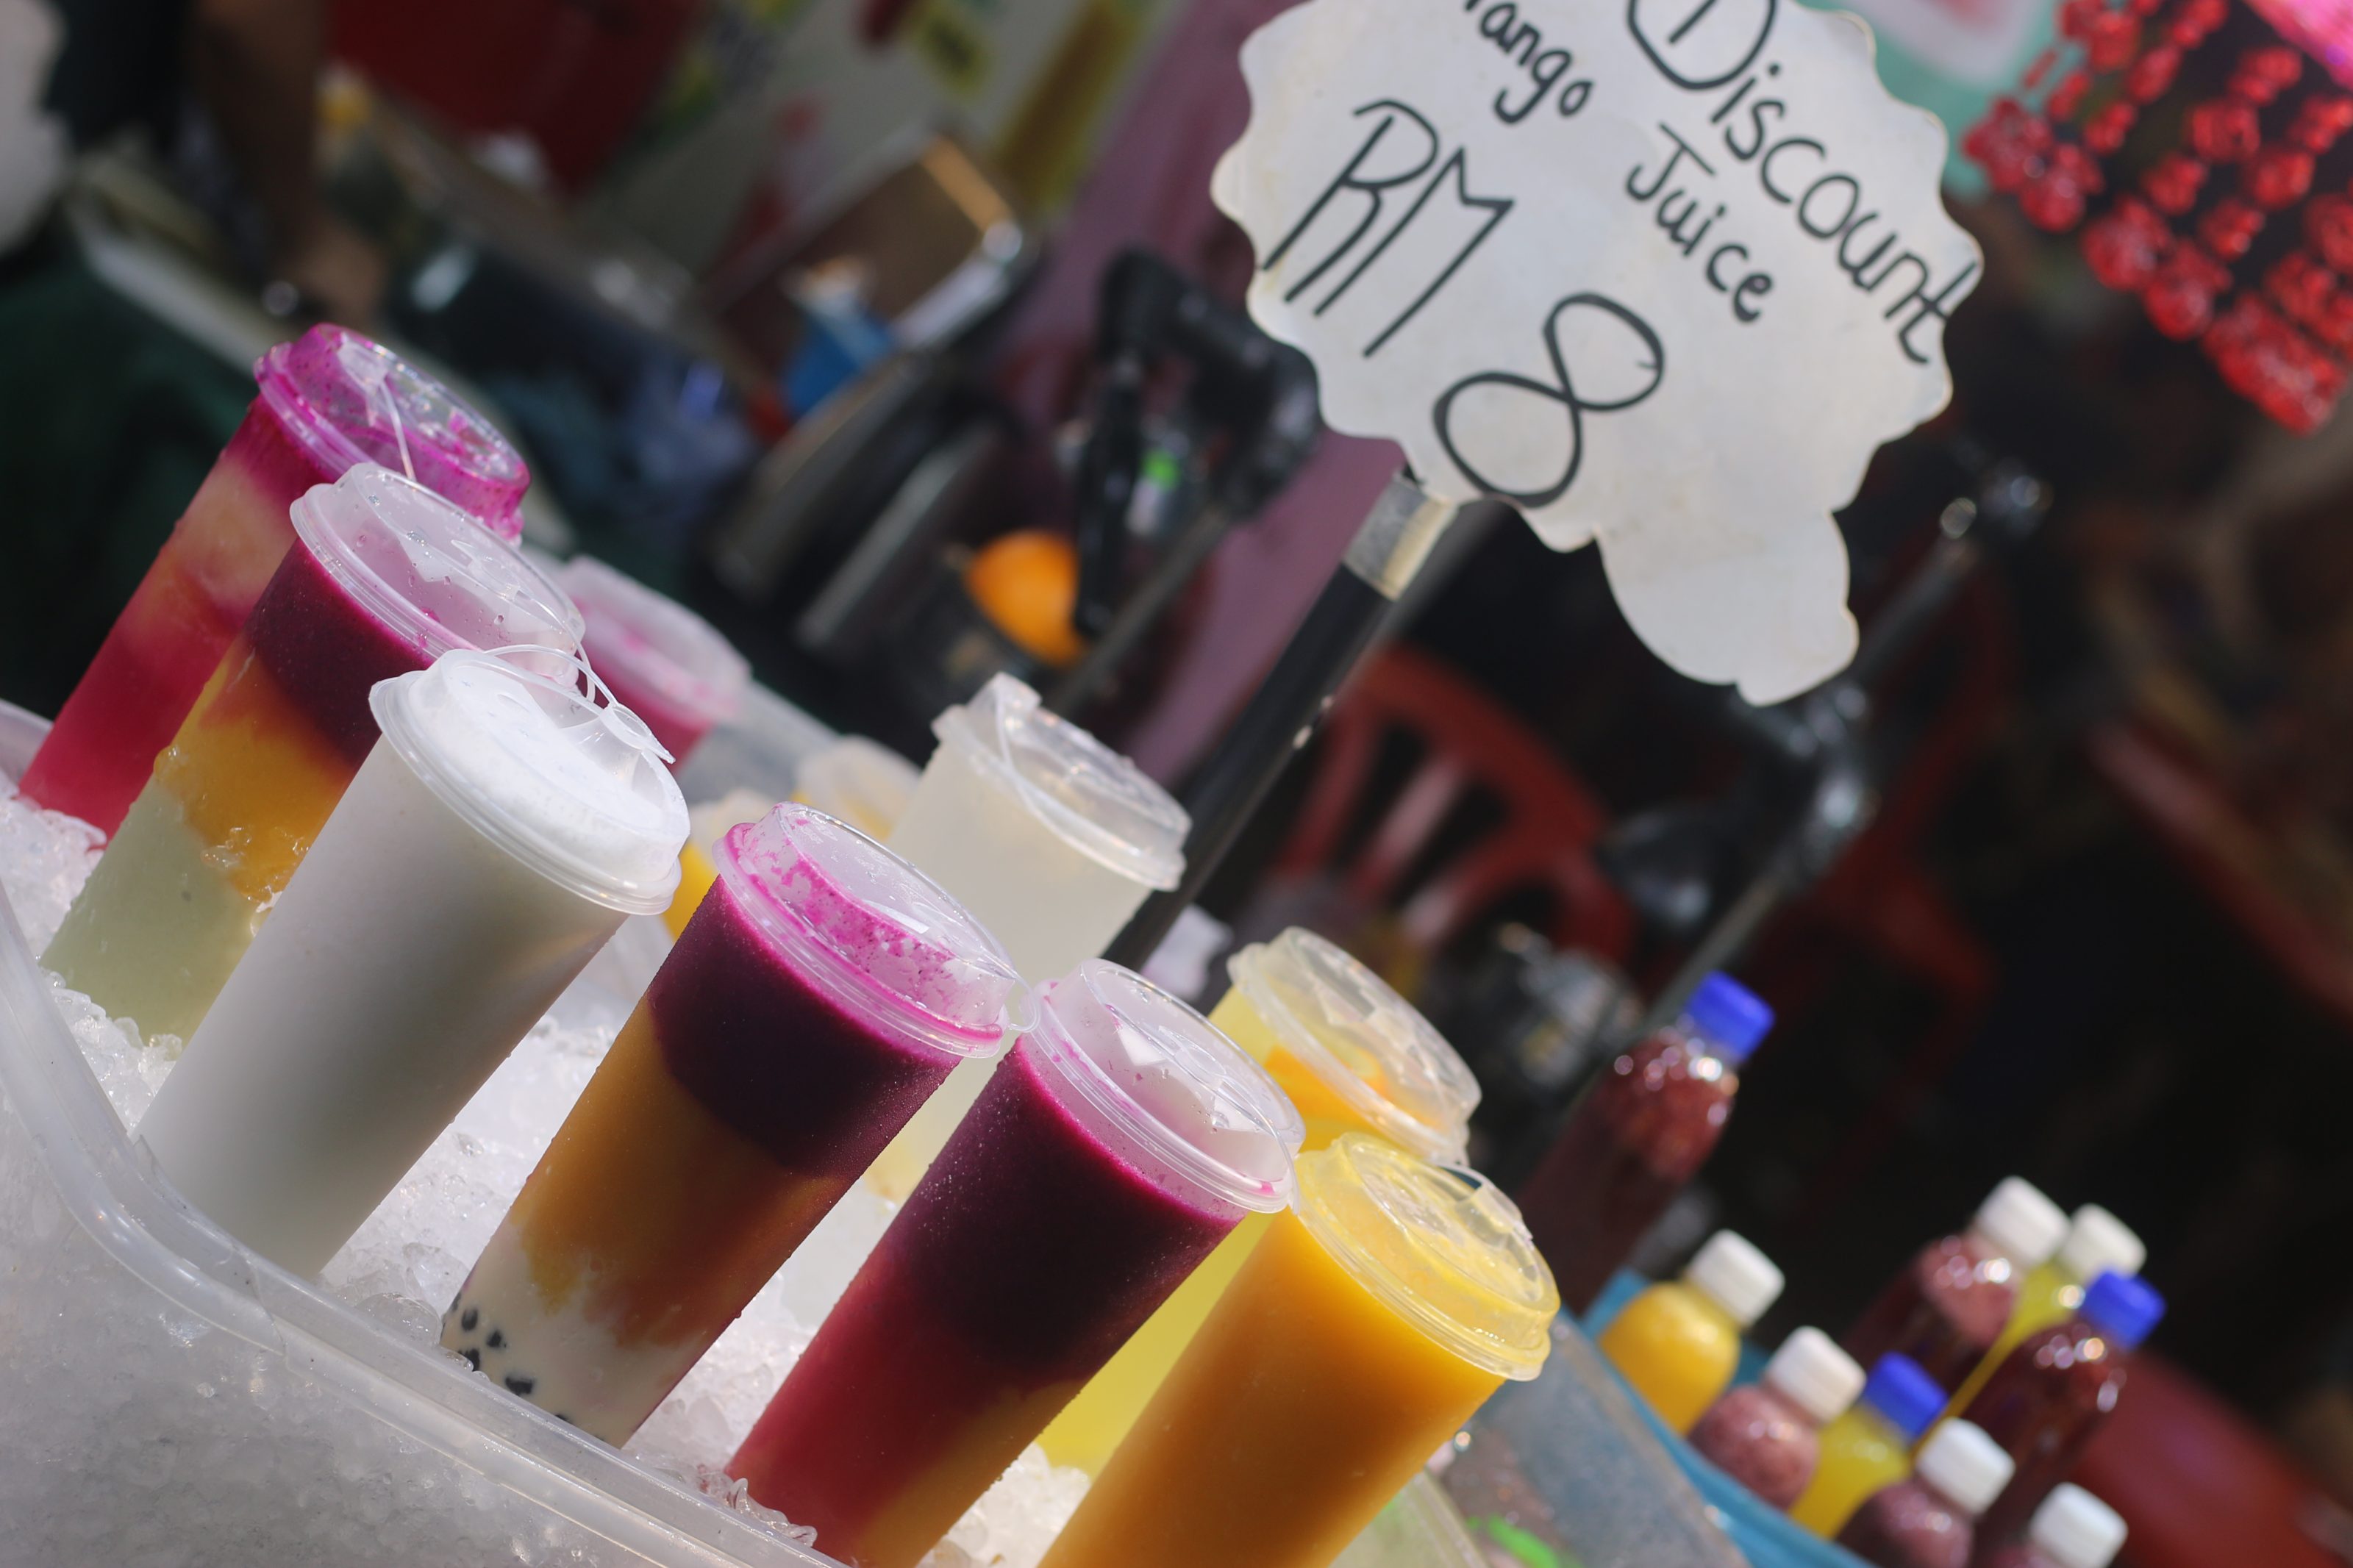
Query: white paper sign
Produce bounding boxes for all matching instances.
[1213,0,1980,702]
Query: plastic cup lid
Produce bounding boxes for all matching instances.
[1293,1133,1558,1381]
[1685,1230,1784,1328]
[555,556,751,728]
[1973,1177,2070,1270]
[371,652,689,913]
[1763,1328,1865,1425]
[2058,1206,2146,1287]
[1229,928,1480,1162]
[716,803,1030,1060]
[934,675,1188,891]
[793,736,921,841]
[1861,1353,1949,1441]
[1026,959,1302,1214]
[256,326,530,537]
[291,465,584,665]
[1916,1420,2013,1517]
[2030,1485,2127,1568]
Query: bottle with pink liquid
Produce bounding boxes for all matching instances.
[21,326,531,834]
[1978,1485,2127,1568]
[1689,1327,1865,1507]
[1843,1178,2068,1392]
[1838,1420,2014,1568]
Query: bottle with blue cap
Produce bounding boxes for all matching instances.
[1518,971,1776,1312]
[1790,1353,1948,1536]
[1963,1270,2165,1543]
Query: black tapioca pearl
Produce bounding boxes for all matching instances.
[460,1307,479,1332]
[462,1347,482,1371]
[504,1374,536,1396]
[486,1328,505,1350]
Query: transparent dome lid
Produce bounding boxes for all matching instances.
[1293,1134,1558,1381]
[935,676,1188,891]
[257,326,530,537]
[554,556,750,726]
[371,651,689,913]
[718,804,1030,1060]
[1230,928,1480,1161]
[1028,959,1302,1214]
[291,465,583,666]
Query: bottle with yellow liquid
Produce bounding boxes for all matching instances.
[1596,1229,1783,1433]
[1039,926,1481,1473]
[1946,1203,2145,1420]
[1788,1353,1946,1538]
[1038,1134,1559,1568]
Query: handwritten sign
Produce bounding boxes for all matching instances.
[1213,0,1979,701]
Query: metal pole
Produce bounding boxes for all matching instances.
[1103,474,1458,967]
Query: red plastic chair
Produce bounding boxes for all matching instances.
[1251,644,1633,970]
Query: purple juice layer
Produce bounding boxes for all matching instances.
[655,876,961,1175]
[241,537,441,763]
[732,1034,1238,1550]
[1689,1384,1820,1508]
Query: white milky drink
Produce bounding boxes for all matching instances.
[138,651,688,1275]
[868,675,1188,1198]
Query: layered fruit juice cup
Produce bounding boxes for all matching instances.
[1038,1134,1559,1568]
[138,651,690,1275]
[22,325,530,834]
[42,465,581,1042]
[554,556,750,767]
[729,959,1299,1568]
[1040,926,1479,1475]
[867,674,1188,1198]
[440,803,1029,1443]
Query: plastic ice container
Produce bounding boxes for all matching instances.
[0,701,838,1567]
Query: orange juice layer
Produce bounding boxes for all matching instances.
[1596,1281,1743,1433]
[1038,1208,1504,1568]
[154,641,355,904]
[507,1009,847,1347]
[663,840,720,939]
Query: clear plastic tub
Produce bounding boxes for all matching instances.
[0,701,835,1568]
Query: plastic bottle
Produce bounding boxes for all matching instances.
[1843,1178,2069,1391]
[1836,1420,2013,1568]
[1790,1353,1949,1538]
[1949,1206,2143,1419]
[1963,1272,2165,1544]
[1979,1484,2128,1568]
[1689,1327,1865,1506]
[1518,973,1774,1312]
[1597,1229,1784,1433]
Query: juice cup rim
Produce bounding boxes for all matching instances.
[1024,959,1299,1216]
[1228,929,1479,1163]
[1291,1134,1559,1381]
[556,556,751,728]
[370,654,688,914]
[931,676,1187,892]
[290,465,585,662]
[255,327,531,537]
[714,804,1030,1061]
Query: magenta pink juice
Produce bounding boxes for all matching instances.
[1690,1383,1821,1507]
[732,1034,1237,1567]
[1843,1236,2018,1393]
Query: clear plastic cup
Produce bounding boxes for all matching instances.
[869,675,1188,1197]
[792,735,920,840]
[554,556,750,766]
[729,959,1299,1568]
[1038,1134,1559,1568]
[43,465,581,1041]
[440,803,1028,1444]
[1040,926,1482,1473]
[137,651,687,1276]
[22,326,532,834]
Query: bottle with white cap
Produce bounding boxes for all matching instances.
[1950,1204,2146,1417]
[1843,1178,2069,1391]
[1688,1327,1865,1507]
[1982,1485,2128,1568]
[1836,1419,2014,1568]
[1597,1229,1785,1433]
